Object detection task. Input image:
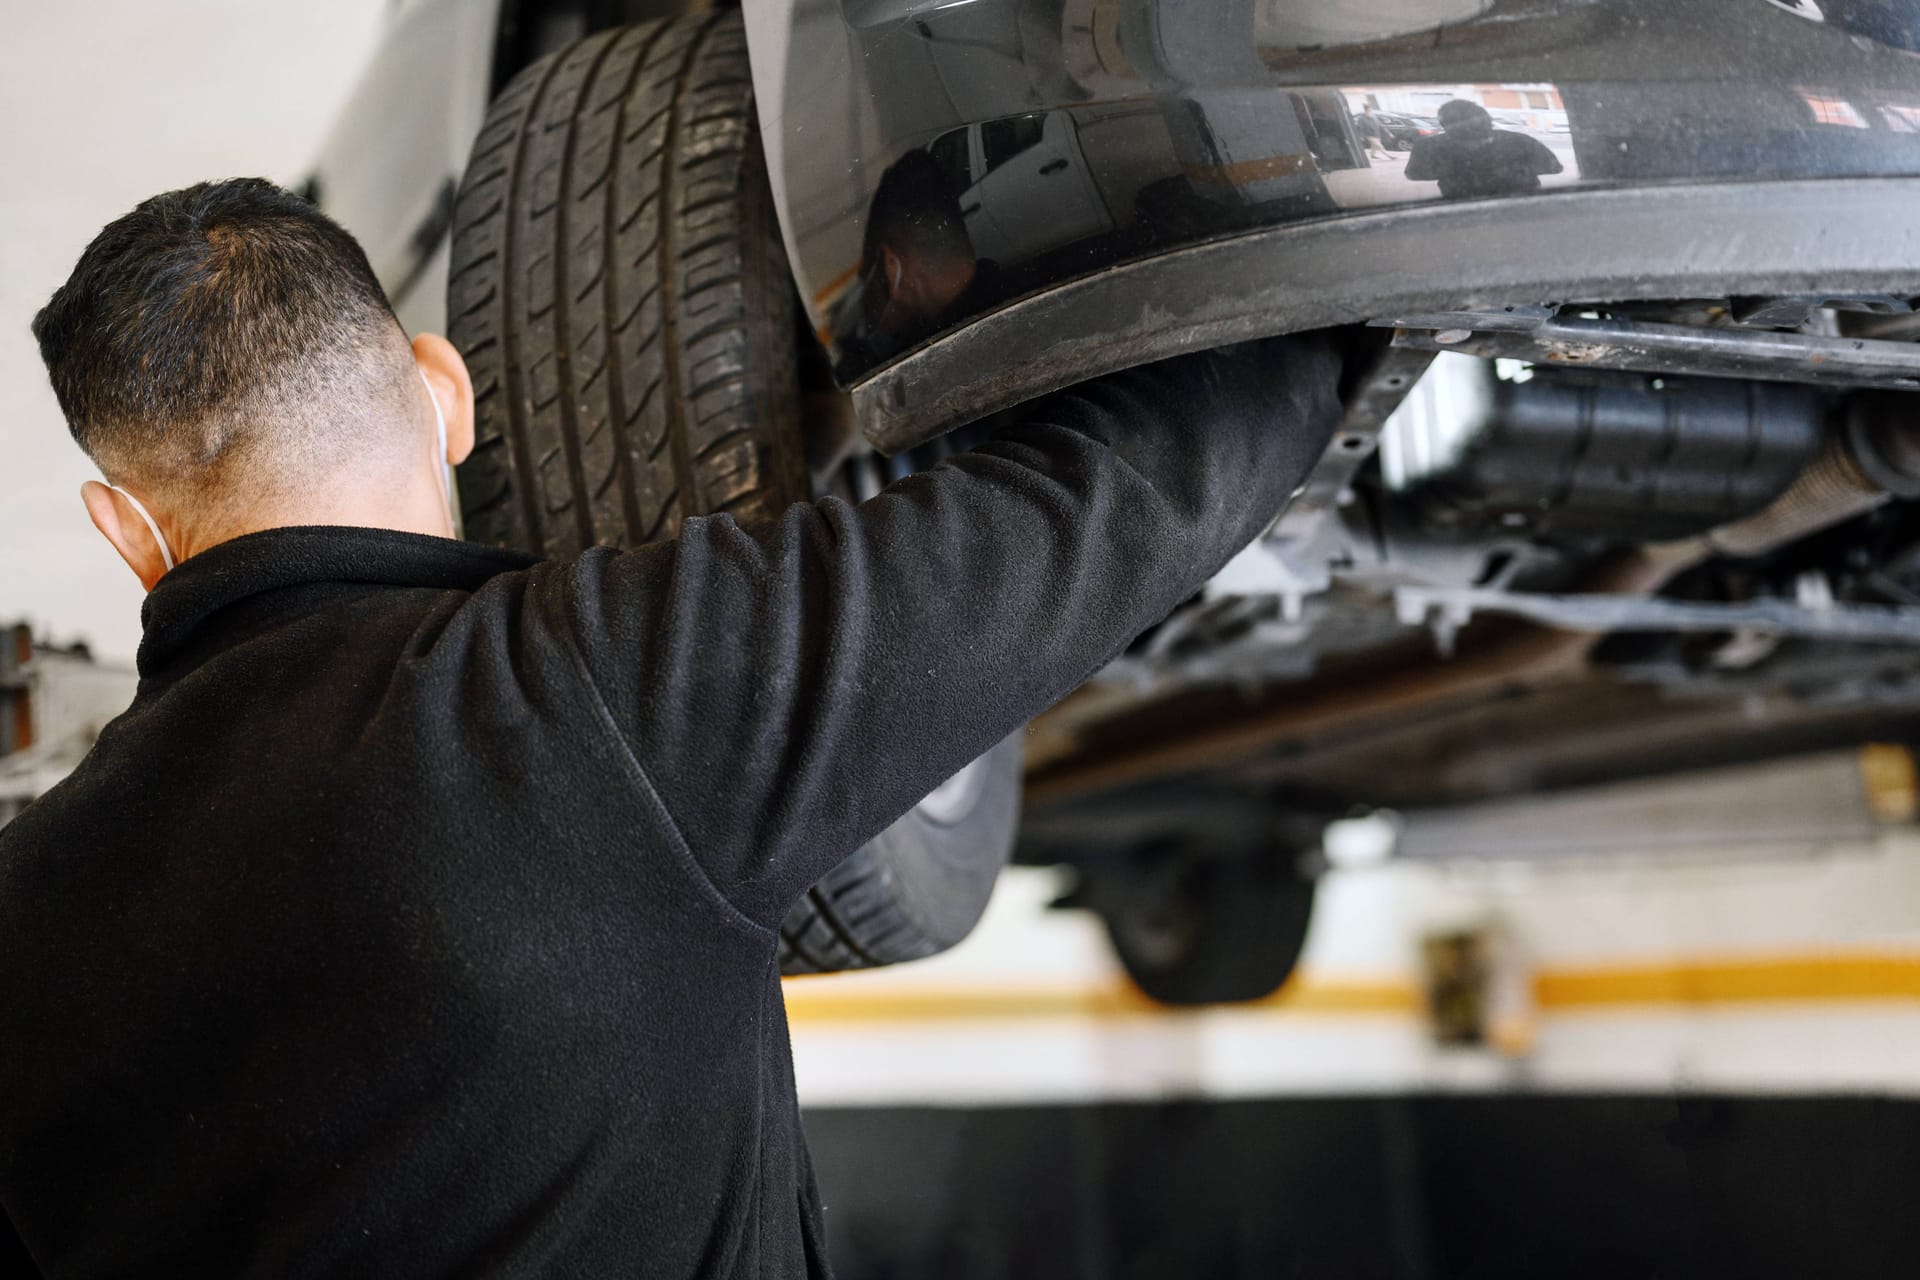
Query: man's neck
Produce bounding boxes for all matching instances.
[176,482,455,564]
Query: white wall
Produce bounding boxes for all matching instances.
[0,0,389,662]
[789,829,1920,1106]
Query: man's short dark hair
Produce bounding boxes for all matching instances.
[33,178,413,494]
[860,151,976,273]
[1437,99,1493,130]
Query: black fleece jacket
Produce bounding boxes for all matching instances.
[0,341,1339,1278]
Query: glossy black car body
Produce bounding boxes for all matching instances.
[742,0,1920,449]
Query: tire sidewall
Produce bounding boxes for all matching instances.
[857,734,1024,954]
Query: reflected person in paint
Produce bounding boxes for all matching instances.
[1404,99,1564,199]
[842,150,1005,368]
[1355,107,1393,161]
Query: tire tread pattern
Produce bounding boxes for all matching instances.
[450,12,806,560]
[450,13,977,976]
[778,854,934,975]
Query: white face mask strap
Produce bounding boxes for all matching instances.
[107,378,448,572]
[419,369,450,505]
[109,485,175,572]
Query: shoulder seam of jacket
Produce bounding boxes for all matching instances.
[546,581,776,942]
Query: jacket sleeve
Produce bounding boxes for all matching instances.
[547,339,1342,927]
[0,1211,36,1278]
[1404,141,1436,182]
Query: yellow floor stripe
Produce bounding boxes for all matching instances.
[1535,954,1920,1009]
[782,954,1920,1024]
[781,978,1415,1024]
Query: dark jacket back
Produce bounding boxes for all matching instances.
[0,344,1337,1278]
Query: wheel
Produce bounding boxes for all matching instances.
[778,736,1023,974]
[449,12,1020,973]
[451,13,806,553]
[1091,857,1317,1005]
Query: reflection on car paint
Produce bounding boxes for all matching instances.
[748,0,1920,378]
[1764,0,1920,52]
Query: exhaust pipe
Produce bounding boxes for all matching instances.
[1697,393,1920,557]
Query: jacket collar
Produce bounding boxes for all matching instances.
[138,525,541,677]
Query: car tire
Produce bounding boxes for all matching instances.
[778,736,1024,973]
[1093,858,1317,1005]
[448,12,1020,973]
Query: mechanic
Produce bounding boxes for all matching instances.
[1404,99,1564,200]
[0,178,1339,1276]
[845,150,1014,369]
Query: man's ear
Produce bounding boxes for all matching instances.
[411,332,475,466]
[883,243,908,293]
[81,481,169,592]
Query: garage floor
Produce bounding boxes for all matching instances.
[805,1095,1920,1280]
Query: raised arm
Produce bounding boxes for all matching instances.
[1527,134,1565,176]
[547,339,1341,926]
[1404,139,1438,183]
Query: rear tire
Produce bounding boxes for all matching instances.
[1093,858,1317,1006]
[449,12,1019,973]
